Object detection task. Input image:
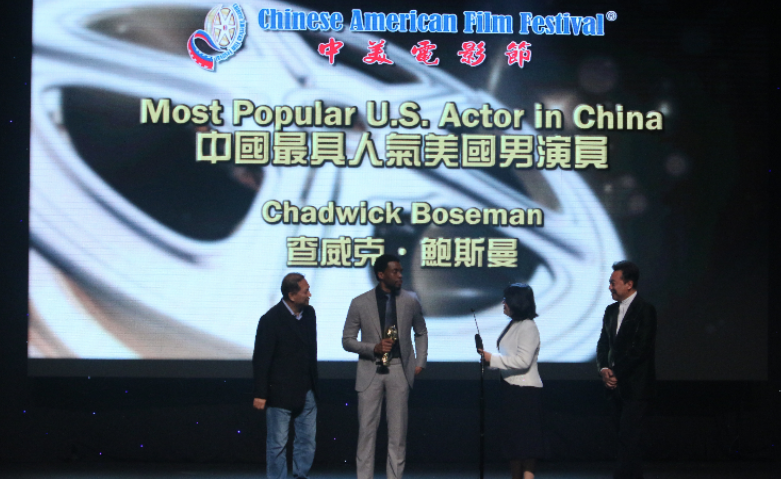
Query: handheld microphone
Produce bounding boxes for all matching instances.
[471,308,483,352]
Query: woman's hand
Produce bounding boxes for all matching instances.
[477,349,492,362]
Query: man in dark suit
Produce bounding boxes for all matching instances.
[343,254,428,479]
[253,273,318,479]
[597,260,657,479]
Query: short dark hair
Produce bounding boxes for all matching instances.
[281,272,305,300]
[612,260,640,289]
[503,283,538,321]
[373,253,401,281]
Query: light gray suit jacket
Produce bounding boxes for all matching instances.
[342,288,428,391]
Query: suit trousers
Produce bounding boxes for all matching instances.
[357,359,410,479]
[612,394,648,479]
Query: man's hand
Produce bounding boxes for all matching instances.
[253,398,267,410]
[374,338,394,354]
[600,368,618,389]
[415,366,423,376]
[477,349,492,363]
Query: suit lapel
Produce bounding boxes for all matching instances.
[368,291,383,336]
[395,294,407,330]
[616,296,641,340]
[608,302,620,341]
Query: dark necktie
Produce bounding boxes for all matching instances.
[384,292,396,329]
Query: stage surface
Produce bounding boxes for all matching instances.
[0,462,777,478]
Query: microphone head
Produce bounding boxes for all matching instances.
[470,308,475,313]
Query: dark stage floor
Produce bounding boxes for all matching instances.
[0,462,777,478]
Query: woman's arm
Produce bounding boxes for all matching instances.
[489,322,539,370]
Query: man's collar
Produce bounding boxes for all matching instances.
[282,298,303,319]
[621,291,638,305]
[376,283,398,296]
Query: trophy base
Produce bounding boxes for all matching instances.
[376,364,390,374]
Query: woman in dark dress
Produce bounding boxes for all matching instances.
[478,283,544,479]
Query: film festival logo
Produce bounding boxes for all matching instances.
[187,3,247,71]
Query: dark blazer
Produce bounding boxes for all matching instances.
[253,300,318,411]
[596,295,657,400]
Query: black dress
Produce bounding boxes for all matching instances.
[500,379,545,460]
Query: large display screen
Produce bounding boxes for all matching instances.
[28,0,768,378]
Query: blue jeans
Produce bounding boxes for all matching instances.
[266,390,317,479]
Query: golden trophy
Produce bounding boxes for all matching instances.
[378,325,399,372]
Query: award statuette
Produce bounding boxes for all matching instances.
[377,325,398,373]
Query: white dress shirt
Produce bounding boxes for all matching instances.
[489,319,543,387]
[616,291,637,334]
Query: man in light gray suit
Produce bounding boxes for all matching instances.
[343,254,428,479]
